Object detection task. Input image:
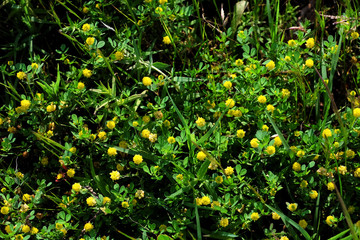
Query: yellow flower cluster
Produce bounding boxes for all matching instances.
[142,76,152,86]
[133,154,143,165]
[266,60,275,70]
[197,151,206,161]
[110,170,120,181]
[196,117,206,127]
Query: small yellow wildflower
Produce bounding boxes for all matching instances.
[219,218,229,227]
[282,88,290,98]
[82,68,92,78]
[159,0,168,4]
[224,166,234,176]
[322,128,332,138]
[262,125,269,131]
[17,71,27,80]
[86,37,95,45]
[337,165,347,175]
[237,129,245,138]
[266,104,275,112]
[72,183,81,192]
[142,77,152,86]
[274,136,282,146]
[133,154,143,165]
[251,212,260,221]
[250,138,259,148]
[110,171,120,181]
[141,129,150,138]
[266,60,275,70]
[86,197,97,207]
[272,212,281,220]
[82,23,90,31]
[103,197,111,205]
[305,59,314,68]
[135,189,145,199]
[30,227,39,235]
[215,176,223,184]
[309,190,318,199]
[288,203,297,212]
[167,136,176,144]
[98,131,106,140]
[225,98,235,108]
[67,168,75,178]
[327,182,335,191]
[22,225,30,233]
[292,162,301,172]
[163,36,171,44]
[122,201,129,208]
[326,216,336,226]
[280,237,289,240]
[196,117,206,127]
[297,150,305,158]
[108,147,117,157]
[300,180,308,188]
[223,81,232,89]
[176,174,183,180]
[84,222,94,232]
[31,63,38,69]
[299,219,308,229]
[107,120,116,130]
[288,39,296,47]
[197,151,206,161]
[201,196,211,205]
[353,108,360,117]
[258,95,267,103]
[235,59,244,66]
[115,51,124,61]
[284,56,291,62]
[351,32,359,40]
[1,206,9,215]
[265,146,276,155]
[354,168,360,177]
[23,194,31,202]
[305,38,315,48]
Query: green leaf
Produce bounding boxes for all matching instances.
[97,40,105,48]
[157,235,173,240]
[197,160,210,180]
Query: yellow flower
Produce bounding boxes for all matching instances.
[23,193,32,202]
[288,39,296,47]
[148,133,157,143]
[258,95,266,103]
[141,129,150,138]
[235,59,244,66]
[354,168,360,177]
[31,63,38,69]
[116,164,124,171]
[351,32,359,40]
[282,88,290,98]
[86,37,95,45]
[272,212,281,220]
[163,36,171,44]
[250,138,259,148]
[337,165,347,175]
[236,129,245,138]
[56,223,63,230]
[262,125,269,131]
[296,150,305,158]
[219,218,229,227]
[82,68,92,78]
[135,189,145,199]
[251,212,260,221]
[300,180,308,188]
[280,237,289,240]
[133,154,143,165]
[224,166,234,176]
[327,182,335,191]
[30,227,39,235]
[82,23,90,31]
[67,168,75,178]
[142,76,152,86]
[159,0,167,4]
[109,170,120,181]
[346,149,355,159]
[215,176,223,184]
[353,108,360,117]
[266,104,275,112]
[167,136,176,144]
[155,7,163,13]
[284,56,291,62]
[225,98,235,108]
[306,38,315,48]
[17,71,27,80]
[288,203,297,212]
[98,131,107,140]
[20,99,31,110]
[72,183,81,192]
[292,162,301,172]
[223,81,232,89]
[133,121,139,127]
[326,215,336,226]
[15,235,24,240]
[299,219,308,229]
[22,225,30,233]
[274,136,282,147]
[108,147,117,157]
[305,59,314,68]
[84,222,94,232]
[103,197,111,205]
[196,117,206,127]
[266,60,275,70]
[5,225,12,233]
[142,115,151,123]
[87,197,97,206]
[106,120,116,130]
[322,128,332,138]
[309,190,318,199]
[197,151,206,161]
[83,6,89,13]
[69,147,76,154]
[115,51,124,61]
[1,206,9,215]
[265,146,276,155]
[176,174,183,180]
[201,196,211,205]
[233,109,242,117]
[122,201,129,208]
[77,82,85,90]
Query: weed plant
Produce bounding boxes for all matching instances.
[1,0,360,239]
